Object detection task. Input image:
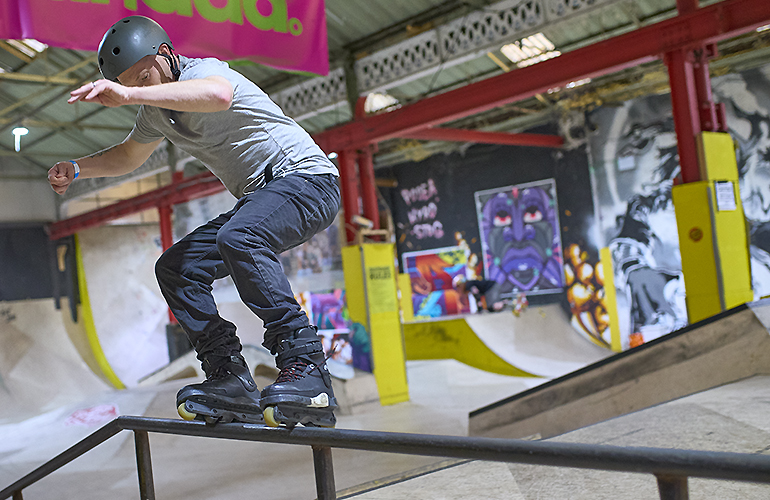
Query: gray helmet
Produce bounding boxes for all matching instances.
[98,16,173,82]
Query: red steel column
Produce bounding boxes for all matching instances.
[666,48,702,183]
[337,149,361,244]
[158,204,176,323]
[666,0,705,183]
[357,147,380,230]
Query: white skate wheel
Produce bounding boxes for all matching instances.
[178,403,197,421]
[263,406,280,427]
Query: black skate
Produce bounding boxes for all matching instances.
[176,354,263,425]
[260,327,337,428]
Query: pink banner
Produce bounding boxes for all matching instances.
[0,0,329,75]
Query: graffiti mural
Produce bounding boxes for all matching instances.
[398,178,446,241]
[712,67,770,299]
[589,95,688,349]
[402,246,472,318]
[474,179,564,298]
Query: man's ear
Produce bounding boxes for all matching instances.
[158,43,173,56]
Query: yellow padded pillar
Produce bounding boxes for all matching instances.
[673,132,753,323]
[342,243,409,405]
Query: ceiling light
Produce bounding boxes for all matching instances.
[327,152,338,160]
[364,92,399,114]
[566,78,592,89]
[501,33,560,68]
[758,24,770,32]
[6,39,47,58]
[12,127,29,152]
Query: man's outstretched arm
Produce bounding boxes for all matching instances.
[48,134,162,195]
[68,76,233,113]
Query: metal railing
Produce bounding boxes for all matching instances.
[2,415,770,500]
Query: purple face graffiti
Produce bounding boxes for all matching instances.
[480,184,563,294]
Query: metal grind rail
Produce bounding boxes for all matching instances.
[2,416,770,500]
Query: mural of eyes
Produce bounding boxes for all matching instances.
[493,210,512,227]
[523,206,543,223]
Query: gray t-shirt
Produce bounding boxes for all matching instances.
[130,56,338,198]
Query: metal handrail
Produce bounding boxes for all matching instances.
[3,415,770,500]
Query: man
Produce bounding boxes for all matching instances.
[47,16,340,428]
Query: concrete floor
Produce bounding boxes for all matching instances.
[0,359,543,500]
[2,317,769,499]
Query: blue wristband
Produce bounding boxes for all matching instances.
[68,160,80,179]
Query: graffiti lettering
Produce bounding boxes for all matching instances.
[412,221,444,239]
[401,179,439,206]
[407,202,438,225]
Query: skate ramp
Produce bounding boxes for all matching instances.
[340,376,770,499]
[402,304,610,378]
[469,300,770,440]
[0,298,113,423]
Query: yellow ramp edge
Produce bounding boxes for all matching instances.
[74,234,126,389]
[403,317,537,378]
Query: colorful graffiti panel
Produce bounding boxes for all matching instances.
[474,179,565,298]
[402,246,473,318]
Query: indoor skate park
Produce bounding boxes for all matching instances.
[2,0,770,499]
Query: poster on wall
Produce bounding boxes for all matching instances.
[295,289,358,379]
[474,179,565,298]
[402,246,473,319]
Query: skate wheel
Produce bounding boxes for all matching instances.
[178,403,197,421]
[263,406,280,427]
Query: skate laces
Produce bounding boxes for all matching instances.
[275,360,311,383]
[275,346,337,383]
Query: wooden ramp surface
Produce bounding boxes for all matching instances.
[469,300,770,439]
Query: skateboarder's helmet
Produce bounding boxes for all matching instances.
[98,16,173,82]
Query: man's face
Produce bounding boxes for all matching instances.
[117,54,166,87]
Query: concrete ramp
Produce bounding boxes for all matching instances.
[403,304,610,378]
[469,300,770,439]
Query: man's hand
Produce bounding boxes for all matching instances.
[68,80,133,108]
[48,161,77,195]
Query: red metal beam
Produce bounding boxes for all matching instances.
[46,0,770,239]
[314,0,770,153]
[400,127,563,147]
[47,171,225,240]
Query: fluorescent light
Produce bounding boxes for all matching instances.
[758,24,770,32]
[6,39,47,58]
[364,92,399,113]
[501,33,559,67]
[566,78,592,89]
[12,127,29,152]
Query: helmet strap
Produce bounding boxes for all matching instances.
[158,46,181,81]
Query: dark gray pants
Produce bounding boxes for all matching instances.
[155,173,340,357]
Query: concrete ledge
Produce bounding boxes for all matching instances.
[469,303,770,439]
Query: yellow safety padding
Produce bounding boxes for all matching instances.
[74,234,126,389]
[698,131,739,182]
[341,245,366,325]
[599,247,622,353]
[709,181,754,309]
[344,243,410,405]
[398,273,414,323]
[403,318,537,378]
[672,182,722,323]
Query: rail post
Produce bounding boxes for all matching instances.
[656,474,688,500]
[312,445,336,500]
[134,430,156,500]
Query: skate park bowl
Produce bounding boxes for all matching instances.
[468,299,770,440]
[402,303,611,379]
